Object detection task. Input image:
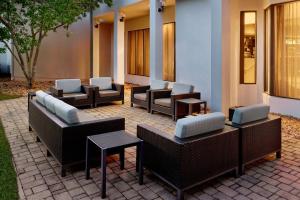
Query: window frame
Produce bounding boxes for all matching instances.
[240,10,257,85]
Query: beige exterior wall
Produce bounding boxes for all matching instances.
[13,14,91,81]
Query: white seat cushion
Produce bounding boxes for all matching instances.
[63,93,88,100]
[134,93,147,101]
[150,80,168,90]
[175,112,225,139]
[55,79,81,93]
[54,100,79,124]
[90,77,112,90]
[172,83,194,95]
[154,98,171,107]
[36,90,49,106]
[232,104,270,125]
[99,90,120,97]
[44,95,59,113]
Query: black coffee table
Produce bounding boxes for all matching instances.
[85,130,143,199]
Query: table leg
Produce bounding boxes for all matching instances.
[137,142,144,185]
[120,149,125,170]
[204,102,207,114]
[189,104,193,116]
[85,139,90,180]
[101,149,107,199]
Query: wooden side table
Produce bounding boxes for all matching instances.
[176,98,207,120]
[85,131,143,199]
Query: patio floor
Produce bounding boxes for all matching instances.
[0,92,299,200]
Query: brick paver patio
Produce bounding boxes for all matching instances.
[0,93,299,200]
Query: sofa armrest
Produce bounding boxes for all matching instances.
[50,86,63,97]
[112,83,124,95]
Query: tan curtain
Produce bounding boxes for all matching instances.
[163,23,175,81]
[143,29,150,76]
[274,2,300,99]
[127,29,150,76]
[265,8,271,93]
[127,31,136,75]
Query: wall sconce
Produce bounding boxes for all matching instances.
[94,19,104,28]
[119,12,126,22]
[158,0,165,12]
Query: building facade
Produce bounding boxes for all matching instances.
[10,0,300,117]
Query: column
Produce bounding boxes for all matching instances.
[150,0,163,80]
[93,19,100,77]
[113,9,125,84]
[210,0,223,112]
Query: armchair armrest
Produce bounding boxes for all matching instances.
[50,86,63,97]
[81,85,94,96]
[112,83,124,95]
[151,90,172,100]
[131,85,151,94]
[171,92,201,101]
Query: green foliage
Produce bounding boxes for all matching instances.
[0,120,18,200]
[0,0,112,87]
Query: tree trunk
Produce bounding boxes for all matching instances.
[27,77,34,89]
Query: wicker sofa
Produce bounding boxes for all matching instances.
[90,77,124,106]
[226,104,282,175]
[50,79,94,108]
[151,83,200,120]
[29,91,125,177]
[131,80,169,112]
[137,113,239,200]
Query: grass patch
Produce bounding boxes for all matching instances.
[0,93,21,101]
[0,121,18,200]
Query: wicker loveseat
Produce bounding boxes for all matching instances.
[151,83,200,120]
[90,77,124,106]
[137,113,239,200]
[29,91,125,177]
[131,80,169,112]
[226,104,282,175]
[50,79,94,108]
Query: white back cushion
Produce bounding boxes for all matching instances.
[36,90,49,106]
[54,100,79,124]
[172,83,194,95]
[150,80,168,90]
[175,112,225,139]
[167,82,175,90]
[232,104,270,125]
[55,79,81,93]
[90,77,112,90]
[44,95,59,113]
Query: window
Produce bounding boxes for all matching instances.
[265,1,300,99]
[127,29,150,76]
[163,23,175,81]
[240,11,257,84]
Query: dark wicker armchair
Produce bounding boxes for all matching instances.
[137,124,239,200]
[50,79,94,108]
[131,85,151,112]
[151,83,200,120]
[93,83,124,106]
[226,105,282,175]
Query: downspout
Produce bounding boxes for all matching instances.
[90,9,93,78]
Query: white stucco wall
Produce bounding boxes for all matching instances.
[176,0,212,107]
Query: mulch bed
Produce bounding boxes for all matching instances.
[0,78,53,96]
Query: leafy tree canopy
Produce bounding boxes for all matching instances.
[0,0,112,87]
